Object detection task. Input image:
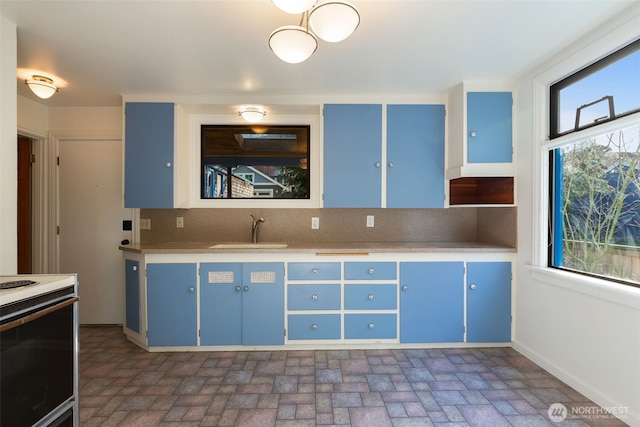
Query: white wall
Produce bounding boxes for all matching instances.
[0,16,17,275]
[513,8,640,426]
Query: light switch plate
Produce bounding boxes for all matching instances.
[176,217,184,228]
[311,217,320,229]
[140,219,151,230]
[366,215,374,228]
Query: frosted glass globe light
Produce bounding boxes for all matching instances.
[309,1,360,43]
[25,75,58,99]
[239,108,266,123]
[269,26,318,64]
[272,0,317,14]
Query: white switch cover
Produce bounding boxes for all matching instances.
[176,217,184,228]
[366,215,375,228]
[140,219,151,230]
[311,217,320,229]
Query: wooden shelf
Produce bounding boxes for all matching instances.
[449,177,514,205]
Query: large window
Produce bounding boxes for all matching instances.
[548,40,640,287]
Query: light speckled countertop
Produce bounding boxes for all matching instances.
[120,241,515,254]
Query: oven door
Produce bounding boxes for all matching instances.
[0,291,78,427]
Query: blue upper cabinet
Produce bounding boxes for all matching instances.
[124,102,174,208]
[323,104,382,208]
[467,92,513,164]
[387,104,445,208]
[323,103,445,208]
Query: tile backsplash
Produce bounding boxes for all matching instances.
[140,207,516,248]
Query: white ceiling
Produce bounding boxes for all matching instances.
[2,0,638,108]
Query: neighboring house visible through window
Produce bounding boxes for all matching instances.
[548,39,640,287]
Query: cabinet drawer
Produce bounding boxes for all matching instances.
[288,314,341,340]
[344,262,396,280]
[288,284,341,310]
[288,262,341,281]
[344,284,397,310]
[344,314,397,339]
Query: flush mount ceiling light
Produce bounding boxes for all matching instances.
[272,0,317,14]
[269,25,318,64]
[25,75,58,99]
[239,108,267,123]
[269,1,359,63]
[309,1,359,43]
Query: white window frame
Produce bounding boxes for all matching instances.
[529,16,640,300]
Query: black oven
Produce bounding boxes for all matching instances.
[0,285,79,427]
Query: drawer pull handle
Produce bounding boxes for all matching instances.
[375,162,381,168]
[188,286,195,293]
[402,285,408,291]
[311,268,318,274]
[235,286,242,292]
[244,286,249,292]
[470,131,477,138]
[165,161,172,168]
[132,265,137,271]
[368,294,374,301]
[368,323,375,329]
[311,324,318,330]
[311,294,318,301]
[368,268,375,274]
[469,284,476,290]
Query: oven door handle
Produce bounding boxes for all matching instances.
[0,297,79,333]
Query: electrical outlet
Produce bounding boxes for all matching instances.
[366,215,375,228]
[140,219,151,230]
[311,217,320,229]
[176,217,184,228]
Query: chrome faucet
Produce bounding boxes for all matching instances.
[250,214,265,243]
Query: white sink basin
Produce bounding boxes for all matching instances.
[209,243,289,249]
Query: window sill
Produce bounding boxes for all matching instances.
[526,265,640,310]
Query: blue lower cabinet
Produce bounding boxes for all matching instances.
[147,263,197,346]
[288,284,341,310]
[288,314,341,340]
[400,262,464,343]
[200,262,284,346]
[124,259,140,334]
[344,284,397,310]
[344,314,397,339]
[467,262,512,343]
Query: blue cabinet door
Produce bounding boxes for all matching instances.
[399,262,464,343]
[387,105,445,208]
[147,263,197,346]
[323,104,382,207]
[124,102,174,208]
[124,259,140,333]
[467,92,512,164]
[467,262,511,342]
[242,263,285,345]
[200,263,243,345]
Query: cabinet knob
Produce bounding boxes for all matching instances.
[368,294,374,301]
[311,268,318,275]
[368,323,375,329]
[311,324,318,330]
[311,294,318,301]
[132,265,137,271]
[235,285,242,292]
[244,286,249,292]
[469,284,476,290]
[188,286,195,293]
[375,162,381,168]
[165,161,172,168]
[388,162,394,168]
[368,268,375,274]
[469,131,477,138]
[402,285,408,291]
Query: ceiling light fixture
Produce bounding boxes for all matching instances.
[25,75,58,99]
[272,0,317,14]
[239,108,267,123]
[309,1,359,43]
[269,1,359,64]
